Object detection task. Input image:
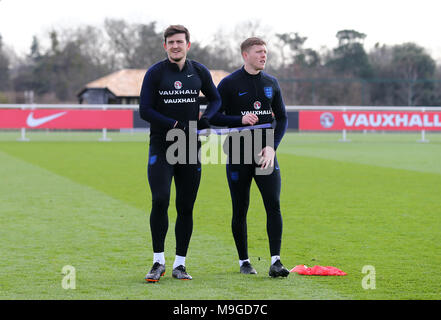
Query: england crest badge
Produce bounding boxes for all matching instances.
[264,87,273,99]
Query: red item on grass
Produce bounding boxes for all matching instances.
[290,265,347,276]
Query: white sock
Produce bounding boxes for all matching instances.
[153,252,165,265]
[173,255,186,269]
[271,255,280,265]
[239,259,250,267]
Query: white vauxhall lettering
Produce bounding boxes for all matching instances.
[395,114,408,127]
[340,112,441,128]
[382,114,395,127]
[342,114,356,126]
[159,89,198,95]
[369,114,382,127]
[408,114,422,127]
[423,114,433,127]
[164,98,196,104]
[241,110,272,116]
[354,114,368,127]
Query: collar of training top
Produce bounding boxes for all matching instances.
[241,66,262,79]
[165,58,189,72]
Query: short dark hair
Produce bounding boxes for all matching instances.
[240,37,266,53]
[164,25,190,43]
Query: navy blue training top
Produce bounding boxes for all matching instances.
[139,58,221,136]
[211,66,288,149]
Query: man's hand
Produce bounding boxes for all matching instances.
[174,121,187,131]
[242,113,258,125]
[258,146,275,169]
[197,117,210,130]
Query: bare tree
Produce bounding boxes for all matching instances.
[104,19,164,69]
[0,34,10,91]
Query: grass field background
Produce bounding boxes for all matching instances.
[0,131,440,299]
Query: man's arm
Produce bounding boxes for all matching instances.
[139,67,177,130]
[209,79,243,127]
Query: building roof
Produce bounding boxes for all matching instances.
[81,69,146,97]
[80,68,230,98]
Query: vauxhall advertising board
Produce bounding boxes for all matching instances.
[2,107,441,132]
[299,111,441,131]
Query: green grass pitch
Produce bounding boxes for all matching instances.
[0,132,440,299]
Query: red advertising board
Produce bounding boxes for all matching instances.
[299,111,441,131]
[0,109,133,129]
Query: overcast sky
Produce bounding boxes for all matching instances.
[1,0,441,61]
